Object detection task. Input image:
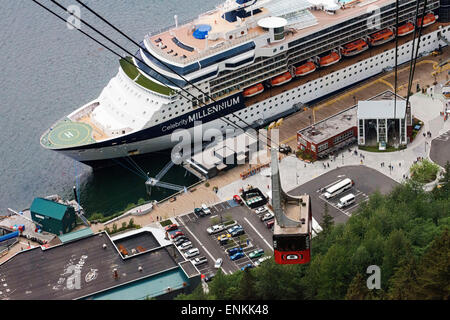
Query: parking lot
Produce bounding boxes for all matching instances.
[317,182,369,217]
[430,129,450,167]
[290,165,399,225]
[172,200,274,277]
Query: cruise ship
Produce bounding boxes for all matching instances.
[40,0,449,166]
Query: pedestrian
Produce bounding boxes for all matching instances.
[399,162,401,167]
[327,163,330,168]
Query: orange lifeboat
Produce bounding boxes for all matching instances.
[417,13,436,28]
[271,72,292,86]
[319,51,341,67]
[341,39,369,57]
[369,28,395,46]
[243,83,264,98]
[295,61,316,77]
[397,22,415,36]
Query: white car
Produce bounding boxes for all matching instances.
[192,256,208,266]
[261,212,275,221]
[254,256,271,267]
[201,204,211,215]
[255,206,268,215]
[178,241,192,251]
[207,224,225,235]
[214,258,223,269]
[184,248,200,258]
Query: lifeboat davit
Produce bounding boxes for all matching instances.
[417,13,436,28]
[319,51,341,67]
[271,72,292,86]
[243,83,264,98]
[369,28,395,46]
[341,39,369,57]
[397,22,415,36]
[295,61,316,76]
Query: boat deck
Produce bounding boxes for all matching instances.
[244,21,447,107]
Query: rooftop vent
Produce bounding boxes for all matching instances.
[300,218,306,224]
[138,266,143,272]
[102,244,107,249]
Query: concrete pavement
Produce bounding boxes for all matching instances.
[217,90,450,202]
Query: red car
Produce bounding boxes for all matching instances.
[233,195,242,204]
[265,219,274,229]
[165,224,178,232]
[171,231,184,239]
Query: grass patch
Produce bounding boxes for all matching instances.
[359,144,406,153]
[136,74,175,96]
[410,159,440,183]
[160,219,173,227]
[120,57,139,79]
[120,56,175,96]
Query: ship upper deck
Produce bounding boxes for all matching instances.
[148,0,394,65]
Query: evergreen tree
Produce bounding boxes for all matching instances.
[414,229,450,299]
[321,202,334,234]
[208,269,229,300]
[387,255,419,300]
[345,273,370,300]
[238,268,256,300]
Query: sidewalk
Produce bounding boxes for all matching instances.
[217,90,449,201]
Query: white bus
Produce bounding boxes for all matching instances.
[323,178,354,199]
[337,193,356,208]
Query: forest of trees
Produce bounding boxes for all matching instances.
[176,162,450,300]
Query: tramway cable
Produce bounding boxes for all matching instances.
[405,0,429,111]
[50,0,282,148]
[40,0,247,139]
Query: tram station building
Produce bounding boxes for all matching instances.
[357,97,412,148]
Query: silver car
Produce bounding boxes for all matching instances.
[185,248,200,258]
[214,258,223,269]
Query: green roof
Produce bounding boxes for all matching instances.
[58,227,94,243]
[30,198,71,221]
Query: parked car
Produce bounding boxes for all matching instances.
[184,248,199,258]
[201,204,211,215]
[241,263,254,271]
[207,224,225,235]
[254,256,271,267]
[233,195,242,204]
[194,207,205,217]
[192,256,208,266]
[204,273,215,282]
[249,248,264,259]
[265,219,275,229]
[261,212,275,222]
[255,206,268,215]
[171,231,184,239]
[227,247,243,257]
[227,224,242,234]
[164,224,178,232]
[279,144,292,155]
[230,227,245,237]
[217,233,231,241]
[178,241,193,251]
[230,251,245,261]
[214,258,223,269]
[174,236,189,246]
